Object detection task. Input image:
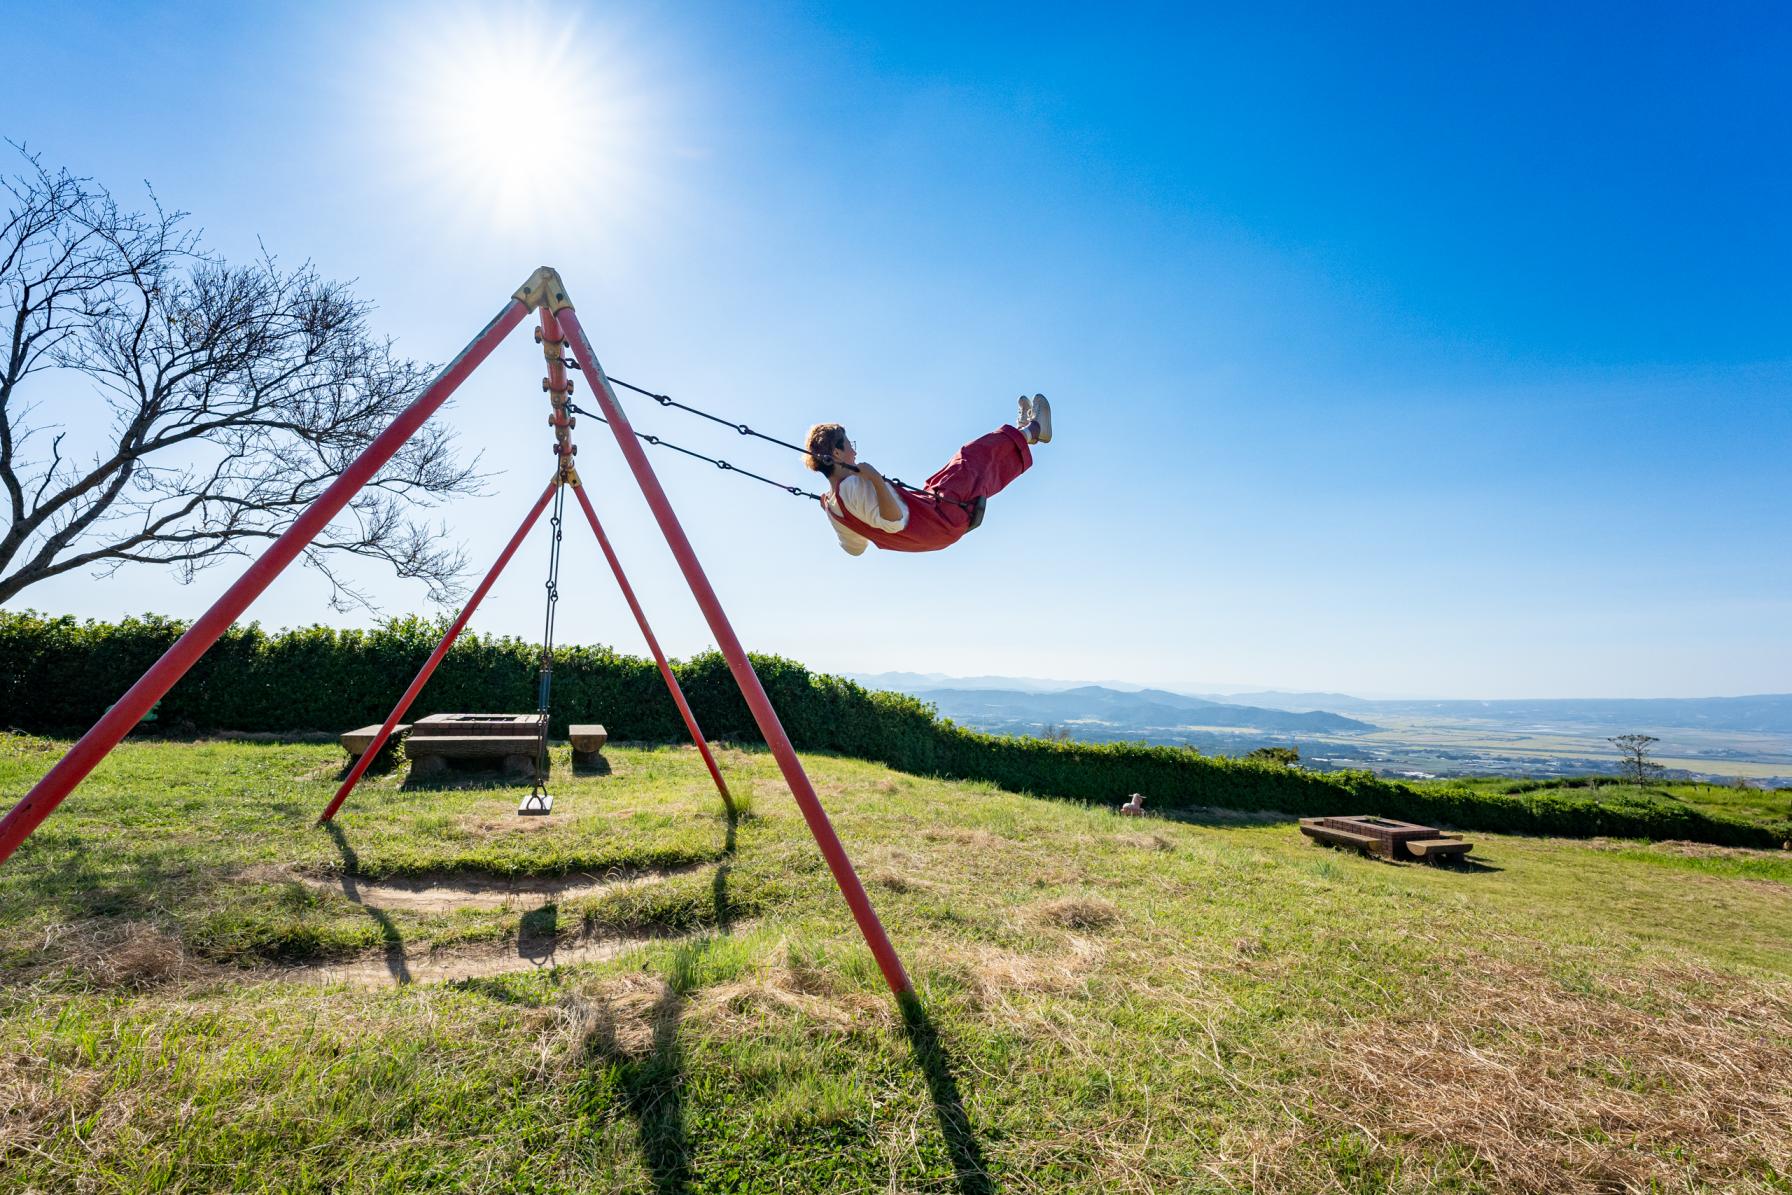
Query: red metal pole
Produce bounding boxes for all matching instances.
[318,477,559,823]
[567,479,734,814]
[0,298,531,868]
[557,307,912,996]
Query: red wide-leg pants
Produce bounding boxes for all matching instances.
[839,425,1032,552]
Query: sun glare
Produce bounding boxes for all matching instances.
[383,7,643,229]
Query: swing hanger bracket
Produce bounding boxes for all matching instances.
[513,266,574,314]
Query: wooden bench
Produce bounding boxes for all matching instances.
[341,723,410,757]
[1406,837,1473,861]
[568,723,608,767]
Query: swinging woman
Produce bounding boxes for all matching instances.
[806,395,1052,555]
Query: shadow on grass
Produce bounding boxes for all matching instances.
[1432,855,1503,874]
[572,752,613,777]
[330,739,402,781]
[600,961,696,1194]
[399,762,535,792]
[578,809,740,1194]
[1306,841,1505,874]
[519,904,558,968]
[322,820,411,984]
[899,994,994,1195]
[1155,805,1299,828]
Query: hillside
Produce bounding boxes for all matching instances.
[3,734,1790,1192]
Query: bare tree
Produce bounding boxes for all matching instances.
[0,146,481,610]
[1608,733,1664,788]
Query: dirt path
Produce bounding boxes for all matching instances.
[278,926,687,988]
[266,863,716,987]
[297,862,706,912]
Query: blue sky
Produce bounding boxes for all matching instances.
[2,1,1787,697]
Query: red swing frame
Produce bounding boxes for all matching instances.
[0,268,912,998]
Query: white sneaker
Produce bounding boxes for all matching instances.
[1016,395,1033,430]
[1030,393,1052,444]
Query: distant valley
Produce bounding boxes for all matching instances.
[847,673,1792,787]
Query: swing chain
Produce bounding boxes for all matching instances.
[564,382,977,512]
[531,482,569,801]
[566,402,826,501]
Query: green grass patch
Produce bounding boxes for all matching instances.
[3,736,1792,1191]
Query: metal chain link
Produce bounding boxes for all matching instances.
[566,402,825,501]
[568,375,976,511]
[529,482,568,802]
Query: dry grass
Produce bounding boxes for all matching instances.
[90,923,189,989]
[1034,896,1121,931]
[1589,837,1785,861]
[699,960,894,1038]
[453,813,563,836]
[1269,957,1792,1193]
[921,826,1010,852]
[542,972,676,1065]
[4,920,197,991]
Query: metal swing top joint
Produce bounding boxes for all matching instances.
[524,271,580,489]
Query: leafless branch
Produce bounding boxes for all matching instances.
[0,143,483,609]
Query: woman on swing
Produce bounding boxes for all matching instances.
[806,395,1052,555]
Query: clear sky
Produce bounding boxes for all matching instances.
[2,1,1787,698]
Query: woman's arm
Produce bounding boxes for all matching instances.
[854,463,907,521]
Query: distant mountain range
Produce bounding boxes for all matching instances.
[898,684,1372,736]
[1199,693,1792,736]
[845,673,1792,737]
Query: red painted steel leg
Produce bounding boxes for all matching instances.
[318,477,559,823]
[568,480,734,813]
[0,299,531,867]
[558,309,912,996]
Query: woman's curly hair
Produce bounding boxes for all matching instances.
[804,423,847,473]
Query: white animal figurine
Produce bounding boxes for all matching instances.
[1119,793,1146,817]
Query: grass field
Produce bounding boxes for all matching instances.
[3,732,1791,1193]
[1415,774,1792,835]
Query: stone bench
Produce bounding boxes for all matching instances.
[1301,816,1474,863]
[1298,822,1380,853]
[404,713,548,779]
[568,723,608,768]
[341,723,410,758]
[405,733,543,778]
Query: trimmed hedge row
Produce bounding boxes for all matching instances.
[2,610,1786,849]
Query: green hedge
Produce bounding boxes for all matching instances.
[2,610,1786,850]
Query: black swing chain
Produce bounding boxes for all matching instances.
[565,401,825,500]
[564,366,978,513]
[531,481,569,799]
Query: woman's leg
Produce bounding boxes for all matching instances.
[925,425,1033,505]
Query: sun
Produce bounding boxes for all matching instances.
[381,6,638,229]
